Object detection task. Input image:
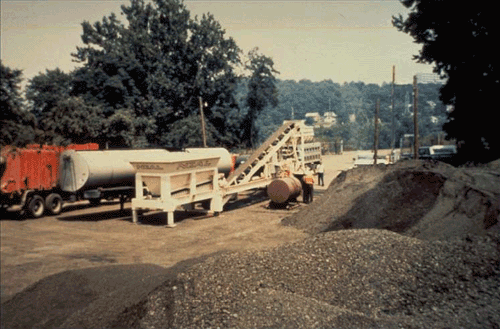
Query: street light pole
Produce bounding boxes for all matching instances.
[199,96,207,148]
[391,65,396,150]
[413,75,419,160]
[374,99,380,164]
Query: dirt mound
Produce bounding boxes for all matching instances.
[283,160,500,240]
[113,230,500,328]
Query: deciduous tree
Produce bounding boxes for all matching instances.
[1,62,37,146]
[72,0,241,148]
[241,48,279,148]
[393,0,499,163]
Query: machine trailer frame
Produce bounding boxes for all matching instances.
[129,120,323,226]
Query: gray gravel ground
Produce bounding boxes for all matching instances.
[125,229,499,329]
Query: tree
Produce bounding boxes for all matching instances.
[39,97,105,146]
[241,48,279,148]
[25,68,73,124]
[393,0,499,163]
[1,61,37,146]
[71,0,241,148]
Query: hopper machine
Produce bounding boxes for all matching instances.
[129,120,324,227]
[130,153,222,227]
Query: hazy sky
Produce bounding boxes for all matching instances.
[1,0,437,89]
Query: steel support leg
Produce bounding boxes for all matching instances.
[132,208,139,224]
[166,211,176,228]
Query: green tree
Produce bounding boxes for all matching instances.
[25,68,73,124]
[39,97,105,146]
[241,48,279,148]
[1,62,37,146]
[393,0,499,163]
[71,0,241,148]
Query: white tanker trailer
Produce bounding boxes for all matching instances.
[59,148,233,207]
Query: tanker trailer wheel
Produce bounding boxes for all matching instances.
[27,195,45,218]
[45,193,63,216]
[89,198,101,206]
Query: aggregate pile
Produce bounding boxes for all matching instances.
[2,159,499,328]
[283,160,500,240]
[119,230,499,329]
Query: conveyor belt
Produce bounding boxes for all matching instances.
[225,121,300,186]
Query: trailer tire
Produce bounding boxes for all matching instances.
[45,193,63,216]
[89,198,101,206]
[201,200,211,210]
[27,195,45,218]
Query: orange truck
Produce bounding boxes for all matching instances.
[1,143,98,217]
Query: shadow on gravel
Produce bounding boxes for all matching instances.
[57,209,133,222]
[223,189,270,212]
[62,200,122,212]
[0,257,218,329]
[55,189,275,225]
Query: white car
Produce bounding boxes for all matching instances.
[353,151,388,168]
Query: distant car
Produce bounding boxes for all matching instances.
[353,151,388,168]
[400,152,413,160]
[419,145,457,163]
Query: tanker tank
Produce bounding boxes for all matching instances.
[185,148,233,177]
[60,148,233,194]
[60,149,172,193]
[267,176,302,204]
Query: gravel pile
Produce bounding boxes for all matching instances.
[118,229,500,328]
[283,160,500,240]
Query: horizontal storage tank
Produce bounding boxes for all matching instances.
[59,149,173,193]
[185,148,233,177]
[267,176,302,204]
[60,148,233,193]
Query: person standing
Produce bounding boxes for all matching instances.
[302,170,315,204]
[316,163,325,186]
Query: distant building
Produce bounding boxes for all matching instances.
[305,112,338,127]
[323,112,337,127]
[305,112,321,122]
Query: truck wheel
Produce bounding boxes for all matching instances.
[201,200,211,210]
[45,193,63,216]
[89,198,101,206]
[27,195,45,218]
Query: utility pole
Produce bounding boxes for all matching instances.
[199,96,207,148]
[374,99,380,164]
[391,65,396,150]
[413,75,419,160]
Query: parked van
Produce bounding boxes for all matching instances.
[419,145,457,163]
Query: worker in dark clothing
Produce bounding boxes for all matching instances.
[302,170,315,204]
[316,163,325,186]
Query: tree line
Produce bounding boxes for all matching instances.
[253,79,448,151]
[2,55,447,152]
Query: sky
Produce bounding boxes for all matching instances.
[1,0,439,90]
